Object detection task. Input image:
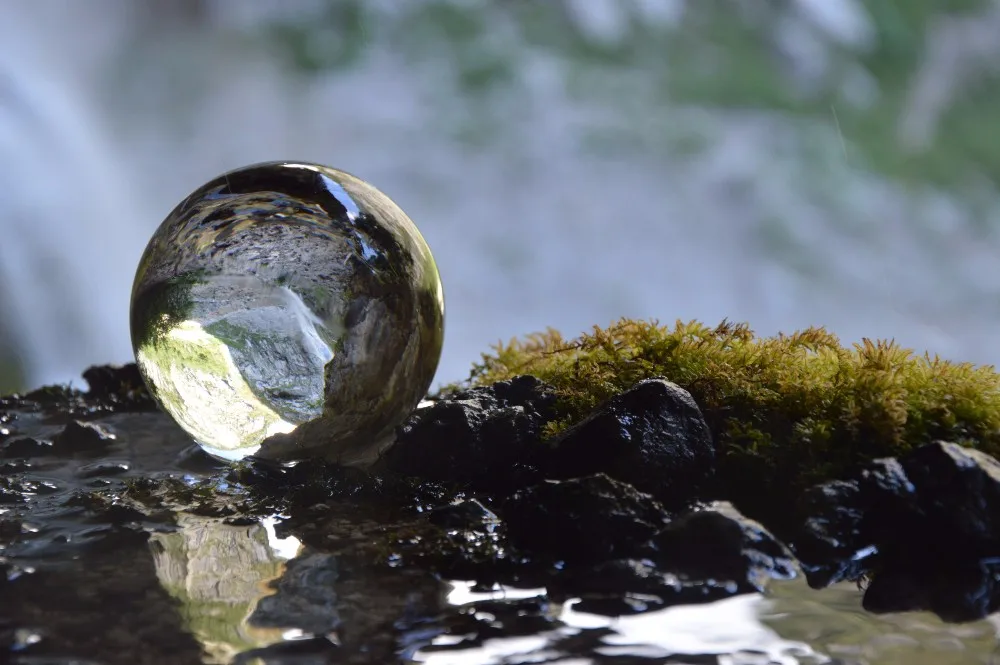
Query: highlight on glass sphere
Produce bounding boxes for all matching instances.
[130,161,445,463]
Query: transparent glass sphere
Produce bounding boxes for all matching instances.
[130,161,445,463]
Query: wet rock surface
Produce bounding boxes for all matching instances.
[7,367,1000,663]
[502,473,670,564]
[544,378,716,508]
[790,440,1000,621]
[649,502,796,592]
[545,501,796,616]
[377,374,558,491]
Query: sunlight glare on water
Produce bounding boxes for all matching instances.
[261,516,303,561]
[417,582,826,664]
[560,595,825,664]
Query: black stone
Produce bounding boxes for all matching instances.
[1,436,54,459]
[650,502,796,593]
[897,441,1000,545]
[501,474,669,564]
[82,364,153,409]
[52,421,116,455]
[790,440,1000,621]
[379,375,558,491]
[863,559,1000,623]
[550,558,737,613]
[427,498,499,533]
[544,378,714,508]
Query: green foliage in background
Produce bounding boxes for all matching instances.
[0,357,23,395]
[258,0,1000,190]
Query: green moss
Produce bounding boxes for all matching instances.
[457,318,1000,493]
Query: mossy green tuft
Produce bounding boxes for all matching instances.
[454,318,1000,499]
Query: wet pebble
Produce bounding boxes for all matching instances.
[75,461,130,479]
[52,421,116,455]
[1,437,53,459]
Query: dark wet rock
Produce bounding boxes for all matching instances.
[793,442,1000,583]
[75,460,131,479]
[380,509,512,584]
[1,364,154,419]
[791,440,1000,621]
[427,498,499,533]
[16,384,80,405]
[792,456,921,587]
[379,375,558,490]
[651,502,796,592]
[1,459,28,474]
[251,551,341,636]
[897,441,1000,542]
[1,436,53,458]
[792,460,901,586]
[862,558,1000,623]
[52,420,117,455]
[792,477,884,588]
[550,559,737,613]
[0,475,31,504]
[82,363,154,409]
[0,411,15,438]
[544,378,715,508]
[501,474,669,564]
[63,490,158,527]
[546,502,794,614]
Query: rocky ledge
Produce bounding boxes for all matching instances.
[382,373,1000,622]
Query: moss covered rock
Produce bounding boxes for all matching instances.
[456,318,1000,512]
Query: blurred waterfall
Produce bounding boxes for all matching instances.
[0,3,151,389]
[2,0,1000,393]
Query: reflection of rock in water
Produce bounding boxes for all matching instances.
[246,549,449,664]
[150,514,288,663]
[148,513,449,663]
[250,552,340,637]
[2,529,204,665]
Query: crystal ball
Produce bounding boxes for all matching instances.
[130,161,445,463]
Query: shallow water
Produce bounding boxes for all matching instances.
[4,385,1000,665]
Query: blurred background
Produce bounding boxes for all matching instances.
[2,0,1000,394]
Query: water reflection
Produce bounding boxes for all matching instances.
[418,582,824,665]
[408,578,1000,664]
[144,516,1000,665]
[148,511,450,664]
[149,514,301,663]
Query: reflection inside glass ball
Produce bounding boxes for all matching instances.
[130,161,445,462]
